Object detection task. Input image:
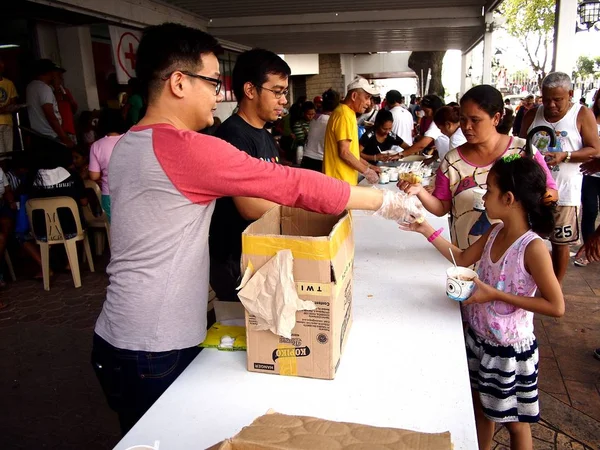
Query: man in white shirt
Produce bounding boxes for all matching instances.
[25,59,74,151]
[386,90,413,145]
[521,72,600,282]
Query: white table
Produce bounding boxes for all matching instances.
[114,208,478,450]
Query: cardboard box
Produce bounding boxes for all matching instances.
[241,207,354,380]
[216,412,453,450]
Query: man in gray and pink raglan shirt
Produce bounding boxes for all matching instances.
[91,23,421,434]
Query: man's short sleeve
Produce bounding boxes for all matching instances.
[89,142,101,173]
[7,81,17,99]
[333,111,356,143]
[38,84,55,106]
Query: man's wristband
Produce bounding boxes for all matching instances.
[427,227,444,243]
[564,151,572,163]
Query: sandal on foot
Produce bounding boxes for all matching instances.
[574,256,589,267]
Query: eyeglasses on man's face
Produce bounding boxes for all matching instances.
[259,85,289,99]
[162,70,222,95]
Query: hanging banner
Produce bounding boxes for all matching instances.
[109,26,142,84]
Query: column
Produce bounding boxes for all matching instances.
[553,0,578,74]
[482,13,493,85]
[460,51,473,97]
[56,26,100,111]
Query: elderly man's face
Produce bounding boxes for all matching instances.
[542,87,572,119]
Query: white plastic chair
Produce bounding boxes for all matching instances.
[83,180,111,256]
[26,197,94,290]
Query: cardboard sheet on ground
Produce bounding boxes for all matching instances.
[237,249,315,339]
[212,412,453,449]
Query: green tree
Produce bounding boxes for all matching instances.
[500,0,555,88]
[573,55,600,80]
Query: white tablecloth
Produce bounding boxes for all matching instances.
[114,207,477,450]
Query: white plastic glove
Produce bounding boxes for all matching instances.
[363,167,380,184]
[373,190,426,224]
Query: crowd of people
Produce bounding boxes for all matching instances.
[1,20,600,450]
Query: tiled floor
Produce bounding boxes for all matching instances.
[1,252,599,449]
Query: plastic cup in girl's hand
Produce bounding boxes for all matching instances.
[446,267,478,301]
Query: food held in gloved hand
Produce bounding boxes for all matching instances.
[399,172,423,184]
[372,190,425,224]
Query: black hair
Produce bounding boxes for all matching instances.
[232,48,291,104]
[302,101,316,113]
[374,109,394,128]
[434,106,460,126]
[489,157,554,235]
[372,96,381,105]
[136,23,223,100]
[447,101,459,107]
[504,99,511,104]
[385,90,403,105]
[420,95,444,115]
[322,89,340,112]
[72,146,89,159]
[496,107,515,135]
[460,85,504,119]
[97,108,127,137]
[593,89,600,118]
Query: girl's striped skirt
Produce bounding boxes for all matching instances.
[466,327,540,423]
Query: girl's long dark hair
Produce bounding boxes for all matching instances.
[489,157,555,235]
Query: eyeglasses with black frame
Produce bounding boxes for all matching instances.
[162,70,222,95]
[258,85,289,99]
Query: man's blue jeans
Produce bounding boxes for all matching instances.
[91,333,201,435]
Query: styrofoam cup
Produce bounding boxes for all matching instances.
[446,267,478,302]
[472,188,486,211]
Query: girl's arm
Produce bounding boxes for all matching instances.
[405,219,495,268]
[400,136,433,157]
[463,239,565,318]
[398,182,451,217]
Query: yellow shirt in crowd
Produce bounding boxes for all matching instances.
[0,78,17,126]
[323,103,360,185]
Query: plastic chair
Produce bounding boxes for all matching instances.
[4,250,16,281]
[26,197,94,290]
[83,180,111,256]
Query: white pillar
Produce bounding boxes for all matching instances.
[482,13,493,85]
[56,26,100,112]
[553,0,578,74]
[340,54,355,94]
[460,51,473,97]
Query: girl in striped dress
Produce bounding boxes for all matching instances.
[403,155,565,450]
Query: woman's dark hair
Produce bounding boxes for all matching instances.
[460,85,504,119]
[496,107,515,135]
[489,156,554,235]
[136,23,223,100]
[97,109,127,137]
[72,146,90,161]
[302,101,316,113]
[374,109,394,128]
[447,101,459,107]
[420,95,444,115]
[322,89,340,112]
[593,89,600,118]
[433,106,460,126]
[232,48,291,103]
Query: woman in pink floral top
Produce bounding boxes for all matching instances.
[403,155,564,450]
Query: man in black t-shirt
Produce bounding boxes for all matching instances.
[209,49,291,302]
